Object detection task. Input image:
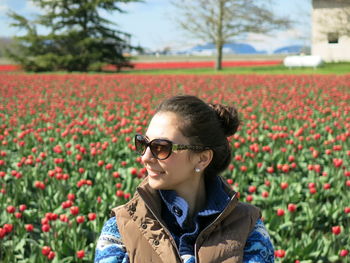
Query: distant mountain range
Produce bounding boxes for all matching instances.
[273,45,309,54]
[176,43,309,55]
[1,36,309,57]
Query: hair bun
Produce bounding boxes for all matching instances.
[208,103,240,137]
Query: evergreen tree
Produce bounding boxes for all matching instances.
[7,0,141,72]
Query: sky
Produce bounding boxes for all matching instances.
[0,0,312,53]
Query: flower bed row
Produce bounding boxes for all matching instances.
[0,60,282,72]
[106,60,282,70]
[0,65,22,72]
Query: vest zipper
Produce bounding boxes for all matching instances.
[138,190,183,262]
[194,193,238,263]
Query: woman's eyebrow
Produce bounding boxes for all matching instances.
[145,134,171,141]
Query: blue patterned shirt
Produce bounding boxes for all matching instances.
[95,177,274,263]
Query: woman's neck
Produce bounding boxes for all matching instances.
[176,175,206,219]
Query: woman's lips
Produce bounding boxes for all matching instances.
[146,168,165,177]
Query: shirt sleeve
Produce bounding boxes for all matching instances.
[243,219,275,263]
[94,216,129,263]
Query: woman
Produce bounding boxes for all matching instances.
[95,95,274,263]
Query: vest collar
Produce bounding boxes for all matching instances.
[136,177,163,218]
[158,175,231,228]
[135,175,238,222]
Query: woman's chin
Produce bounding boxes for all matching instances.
[148,177,166,190]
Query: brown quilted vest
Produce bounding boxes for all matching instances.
[112,177,261,263]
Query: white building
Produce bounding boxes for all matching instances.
[312,0,350,62]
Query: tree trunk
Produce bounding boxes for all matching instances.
[215,44,223,70]
[215,0,224,71]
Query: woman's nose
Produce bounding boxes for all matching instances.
[141,146,156,163]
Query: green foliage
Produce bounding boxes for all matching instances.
[6,0,142,72]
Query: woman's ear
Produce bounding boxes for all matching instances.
[197,149,213,170]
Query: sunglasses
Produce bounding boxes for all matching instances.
[134,134,209,160]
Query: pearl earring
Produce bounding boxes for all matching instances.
[195,168,200,173]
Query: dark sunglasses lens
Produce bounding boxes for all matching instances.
[150,140,172,160]
[135,135,147,154]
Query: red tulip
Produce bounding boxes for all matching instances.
[309,188,317,194]
[308,182,316,189]
[294,127,304,137]
[41,224,50,232]
[240,166,247,172]
[333,158,343,168]
[116,190,124,197]
[280,182,288,190]
[19,204,27,211]
[281,164,289,173]
[34,181,45,190]
[15,212,22,218]
[41,217,49,225]
[262,191,269,198]
[41,246,51,256]
[0,228,6,238]
[248,186,256,193]
[60,214,68,223]
[25,224,34,232]
[70,206,79,215]
[346,180,350,187]
[124,193,131,199]
[275,249,286,258]
[88,213,97,221]
[288,204,297,213]
[47,251,55,260]
[277,209,285,216]
[62,200,73,209]
[266,167,274,173]
[6,205,15,214]
[67,193,75,201]
[77,250,85,259]
[323,183,331,190]
[3,224,13,234]
[246,195,253,202]
[332,226,341,235]
[76,215,85,224]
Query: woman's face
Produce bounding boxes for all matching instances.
[141,111,201,191]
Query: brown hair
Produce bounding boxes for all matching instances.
[156,95,239,177]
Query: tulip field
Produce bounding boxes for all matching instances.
[0,72,349,263]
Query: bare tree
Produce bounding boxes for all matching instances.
[172,0,292,70]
